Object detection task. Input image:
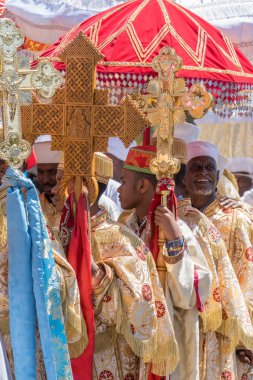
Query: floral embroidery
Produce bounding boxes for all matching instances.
[99,370,114,380]
[124,374,135,380]
[213,287,221,302]
[135,245,146,261]
[142,284,153,301]
[208,225,221,243]
[222,309,228,320]
[102,294,112,303]
[245,247,253,262]
[240,374,248,380]
[221,371,232,380]
[155,300,166,318]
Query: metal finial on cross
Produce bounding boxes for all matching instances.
[0,19,63,168]
[132,46,212,290]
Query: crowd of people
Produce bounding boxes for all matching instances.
[1,127,253,380]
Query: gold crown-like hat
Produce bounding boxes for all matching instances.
[93,152,113,184]
[172,138,187,164]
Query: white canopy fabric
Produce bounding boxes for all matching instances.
[4,0,127,44]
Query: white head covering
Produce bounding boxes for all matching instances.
[107,137,136,161]
[226,157,253,176]
[34,135,61,164]
[187,141,218,163]
[174,122,200,142]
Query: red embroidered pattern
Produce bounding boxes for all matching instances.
[213,287,221,303]
[124,375,135,380]
[208,225,221,243]
[130,324,135,335]
[102,294,112,303]
[99,370,114,380]
[221,371,232,380]
[240,374,248,380]
[222,309,228,320]
[245,247,253,262]
[136,246,146,261]
[142,284,153,301]
[155,300,166,318]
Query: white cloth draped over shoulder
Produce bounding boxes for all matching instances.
[0,334,12,380]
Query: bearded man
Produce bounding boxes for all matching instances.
[171,138,253,380]
[185,141,253,378]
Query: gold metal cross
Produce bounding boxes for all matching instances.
[131,47,212,290]
[0,19,63,168]
[132,46,212,179]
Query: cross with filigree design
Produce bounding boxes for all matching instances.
[133,46,212,180]
[131,47,212,290]
[0,19,63,168]
[21,32,150,202]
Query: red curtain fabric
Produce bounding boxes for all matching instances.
[60,193,94,380]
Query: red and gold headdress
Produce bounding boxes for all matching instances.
[123,146,156,175]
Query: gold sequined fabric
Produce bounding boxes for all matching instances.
[91,211,178,380]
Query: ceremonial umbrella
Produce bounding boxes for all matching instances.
[175,0,253,64]
[40,0,253,117]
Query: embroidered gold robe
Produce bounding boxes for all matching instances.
[126,211,212,380]
[202,198,253,379]
[178,199,253,380]
[91,211,179,380]
[0,191,86,379]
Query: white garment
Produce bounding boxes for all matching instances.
[168,220,212,380]
[104,179,122,210]
[99,193,121,221]
[0,334,12,380]
[242,188,253,206]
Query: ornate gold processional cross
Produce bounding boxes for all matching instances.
[132,47,213,289]
[21,32,150,202]
[0,19,63,168]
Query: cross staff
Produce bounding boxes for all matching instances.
[132,47,212,290]
[21,32,150,203]
[0,19,63,168]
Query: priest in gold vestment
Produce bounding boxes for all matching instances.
[0,173,86,379]
[52,152,179,380]
[184,141,253,379]
[118,145,212,380]
[171,138,253,380]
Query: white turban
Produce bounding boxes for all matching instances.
[174,122,200,142]
[226,157,253,176]
[34,135,61,164]
[107,137,136,161]
[187,141,218,163]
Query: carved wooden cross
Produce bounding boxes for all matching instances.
[21,32,150,201]
[0,19,63,168]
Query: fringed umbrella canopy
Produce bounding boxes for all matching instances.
[40,0,253,117]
